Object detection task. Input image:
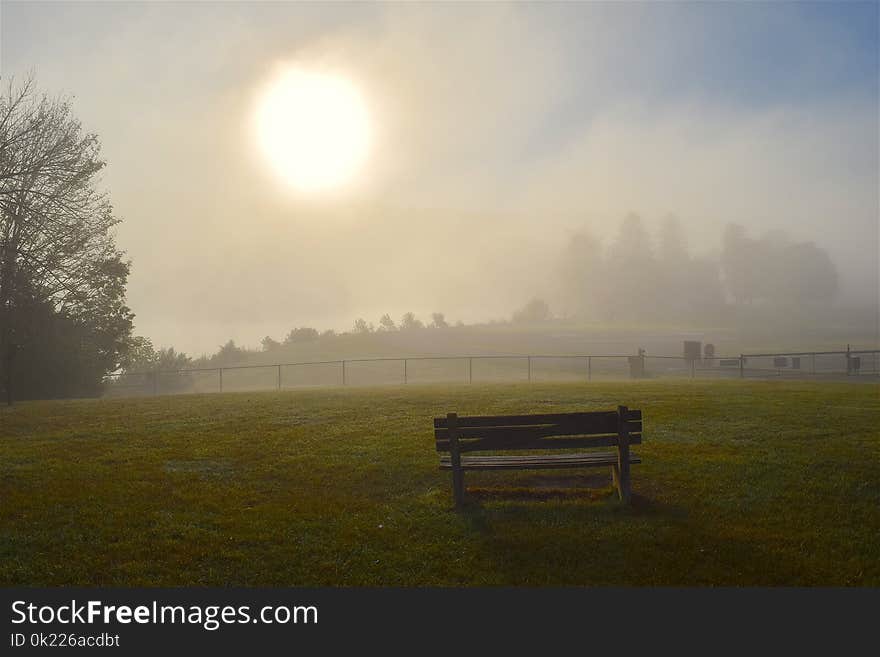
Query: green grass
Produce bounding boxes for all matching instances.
[1,380,878,586]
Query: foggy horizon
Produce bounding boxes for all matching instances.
[2,1,877,355]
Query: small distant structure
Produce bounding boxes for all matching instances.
[704,343,715,364]
[845,344,861,375]
[683,340,702,378]
[628,347,646,378]
[683,340,702,363]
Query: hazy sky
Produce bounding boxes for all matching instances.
[2,1,878,354]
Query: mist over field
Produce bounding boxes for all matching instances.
[3,0,880,608]
[1,1,877,358]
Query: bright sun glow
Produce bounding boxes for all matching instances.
[255,69,371,193]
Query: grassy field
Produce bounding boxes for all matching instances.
[1,380,878,586]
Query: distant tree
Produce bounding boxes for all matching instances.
[656,214,718,318]
[320,329,336,339]
[212,339,245,366]
[606,213,658,319]
[721,224,837,306]
[156,348,191,370]
[789,242,838,302]
[609,213,654,262]
[512,298,551,324]
[658,214,689,264]
[378,313,397,331]
[283,327,319,344]
[454,320,465,328]
[656,215,684,315]
[429,312,449,329]
[559,227,605,318]
[124,336,158,371]
[721,223,757,305]
[261,336,281,352]
[761,234,838,304]
[353,318,371,334]
[120,336,191,375]
[685,257,724,316]
[399,312,424,330]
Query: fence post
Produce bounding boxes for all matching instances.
[404,359,407,385]
[468,357,473,384]
[739,355,744,379]
[219,368,223,393]
[588,356,592,381]
[277,364,281,390]
[527,356,531,383]
[341,360,346,386]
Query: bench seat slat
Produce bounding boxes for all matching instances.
[436,433,641,452]
[435,420,642,440]
[439,451,641,471]
[434,410,641,429]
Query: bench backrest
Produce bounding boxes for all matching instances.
[434,407,642,454]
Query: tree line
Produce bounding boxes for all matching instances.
[557,213,838,322]
[123,312,467,372]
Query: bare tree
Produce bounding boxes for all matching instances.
[559,227,605,318]
[429,312,448,329]
[353,318,372,334]
[261,335,281,352]
[399,312,423,330]
[512,298,551,324]
[0,77,131,403]
[378,313,396,331]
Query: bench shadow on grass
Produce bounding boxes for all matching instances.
[448,475,809,584]
[454,472,673,529]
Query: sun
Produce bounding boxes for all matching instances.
[254,68,371,193]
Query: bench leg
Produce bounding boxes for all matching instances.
[618,459,632,504]
[612,463,631,503]
[616,445,632,505]
[451,465,465,508]
[611,463,630,502]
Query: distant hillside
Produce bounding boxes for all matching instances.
[184,313,877,372]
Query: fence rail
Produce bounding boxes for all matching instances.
[102,347,880,398]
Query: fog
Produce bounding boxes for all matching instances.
[3,2,877,354]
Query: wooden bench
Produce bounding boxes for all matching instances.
[435,405,642,507]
